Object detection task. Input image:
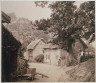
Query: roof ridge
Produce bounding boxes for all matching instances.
[27,38,45,50]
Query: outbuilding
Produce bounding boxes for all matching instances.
[44,43,68,65]
[2,11,21,82]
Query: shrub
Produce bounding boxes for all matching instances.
[35,54,44,63]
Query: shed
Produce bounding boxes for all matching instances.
[44,43,68,65]
[2,11,21,82]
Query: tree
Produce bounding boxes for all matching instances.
[35,1,95,53]
[35,1,48,8]
[35,1,95,66]
[35,1,77,53]
[74,1,95,40]
[35,19,51,31]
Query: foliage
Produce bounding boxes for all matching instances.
[35,19,51,31]
[35,1,48,8]
[5,13,50,48]
[35,1,95,53]
[74,1,95,39]
[35,54,44,63]
[35,1,77,52]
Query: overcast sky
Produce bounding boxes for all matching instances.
[1,1,85,21]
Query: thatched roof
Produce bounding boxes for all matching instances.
[2,11,11,23]
[27,38,46,50]
[2,24,21,50]
[2,11,21,49]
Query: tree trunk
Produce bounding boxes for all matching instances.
[65,43,77,66]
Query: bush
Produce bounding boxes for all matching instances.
[65,54,77,66]
[35,54,44,63]
[66,58,95,82]
[80,55,94,63]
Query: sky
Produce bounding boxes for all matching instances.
[1,1,85,21]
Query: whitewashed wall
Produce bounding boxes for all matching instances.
[44,49,61,65]
[32,41,45,58]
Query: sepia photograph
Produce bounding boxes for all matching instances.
[1,0,95,82]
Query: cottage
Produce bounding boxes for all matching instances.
[44,43,68,65]
[43,37,89,66]
[26,38,46,62]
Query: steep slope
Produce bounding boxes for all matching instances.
[59,58,95,82]
[4,13,50,47]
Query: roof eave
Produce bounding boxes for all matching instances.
[2,11,11,23]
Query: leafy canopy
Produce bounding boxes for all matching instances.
[35,1,95,52]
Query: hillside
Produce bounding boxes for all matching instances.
[59,58,95,82]
[4,13,50,47]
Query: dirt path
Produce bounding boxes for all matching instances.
[28,63,74,82]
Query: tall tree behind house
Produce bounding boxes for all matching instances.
[35,1,95,53]
[35,1,95,66]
